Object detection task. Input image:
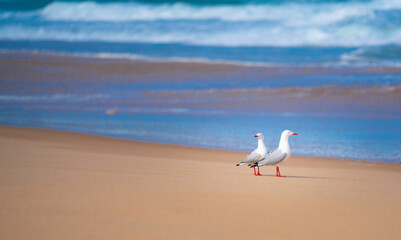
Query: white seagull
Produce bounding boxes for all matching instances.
[236,133,267,176]
[250,130,297,177]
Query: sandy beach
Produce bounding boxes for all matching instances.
[2,1,401,239]
[0,125,400,240]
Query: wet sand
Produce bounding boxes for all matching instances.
[2,52,401,85]
[0,125,400,240]
[2,51,401,119]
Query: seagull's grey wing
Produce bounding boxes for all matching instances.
[242,151,261,163]
[257,149,287,166]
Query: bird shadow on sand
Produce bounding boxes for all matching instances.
[257,174,330,179]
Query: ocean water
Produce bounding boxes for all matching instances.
[1,0,401,65]
[0,0,401,162]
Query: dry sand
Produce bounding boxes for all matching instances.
[0,125,400,240]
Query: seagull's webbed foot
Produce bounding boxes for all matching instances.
[257,167,262,176]
[276,166,284,177]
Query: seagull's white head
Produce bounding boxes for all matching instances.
[254,133,264,139]
[283,130,298,137]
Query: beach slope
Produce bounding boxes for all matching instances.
[0,126,400,240]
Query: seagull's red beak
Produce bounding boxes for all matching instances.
[254,135,258,137]
[292,133,298,135]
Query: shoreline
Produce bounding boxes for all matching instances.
[3,50,401,72]
[1,50,401,162]
[1,124,396,164]
[1,125,400,239]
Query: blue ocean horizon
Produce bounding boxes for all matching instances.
[0,0,401,162]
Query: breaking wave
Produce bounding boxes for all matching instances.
[1,0,401,47]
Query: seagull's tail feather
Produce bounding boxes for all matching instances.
[236,162,245,166]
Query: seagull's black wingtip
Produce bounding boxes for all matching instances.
[249,163,258,168]
[236,164,240,166]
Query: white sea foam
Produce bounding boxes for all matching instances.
[89,52,279,66]
[38,0,401,23]
[86,106,228,116]
[339,47,401,66]
[1,22,401,47]
[0,94,108,102]
[1,1,401,48]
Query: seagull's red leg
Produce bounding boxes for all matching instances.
[276,166,283,177]
[254,167,257,176]
[257,167,262,176]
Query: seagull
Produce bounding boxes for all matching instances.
[236,133,267,176]
[250,130,297,177]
